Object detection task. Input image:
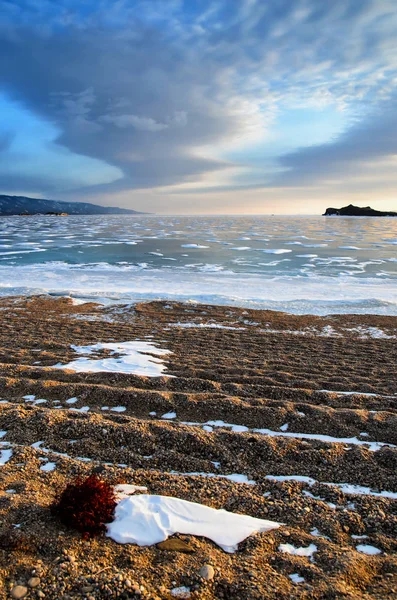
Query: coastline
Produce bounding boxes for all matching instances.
[1,296,397,599]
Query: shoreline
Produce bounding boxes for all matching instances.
[1,296,397,599]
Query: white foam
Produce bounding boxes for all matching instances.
[53,341,173,377]
[181,244,209,249]
[111,406,126,412]
[107,493,280,553]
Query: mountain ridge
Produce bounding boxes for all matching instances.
[0,194,145,215]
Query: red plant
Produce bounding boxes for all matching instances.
[51,474,117,539]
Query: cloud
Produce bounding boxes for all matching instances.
[0,0,396,207]
[100,114,169,131]
[272,94,397,187]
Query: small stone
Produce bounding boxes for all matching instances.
[199,565,215,581]
[37,592,45,598]
[81,586,94,593]
[157,539,195,553]
[11,586,28,599]
[28,577,41,588]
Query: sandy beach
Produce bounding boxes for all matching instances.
[1,296,397,599]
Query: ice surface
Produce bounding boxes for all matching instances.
[107,494,280,552]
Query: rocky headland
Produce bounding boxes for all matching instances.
[323,204,397,217]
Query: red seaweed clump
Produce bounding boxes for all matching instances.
[51,474,117,538]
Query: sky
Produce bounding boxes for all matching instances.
[1,0,397,214]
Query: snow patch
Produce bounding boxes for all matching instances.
[53,341,173,377]
[279,543,317,557]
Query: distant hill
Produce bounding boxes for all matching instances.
[323,204,397,217]
[0,194,145,215]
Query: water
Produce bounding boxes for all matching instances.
[1,214,396,315]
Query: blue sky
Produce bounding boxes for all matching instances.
[1,0,397,213]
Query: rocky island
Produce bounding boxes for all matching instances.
[323,204,397,217]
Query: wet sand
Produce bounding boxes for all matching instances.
[1,296,397,599]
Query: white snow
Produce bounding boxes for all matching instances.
[53,341,173,377]
[206,420,249,433]
[356,544,381,555]
[161,411,177,419]
[66,397,78,404]
[40,462,56,472]
[169,322,245,330]
[170,470,256,485]
[253,427,393,452]
[107,493,280,553]
[289,573,305,584]
[171,587,191,599]
[0,448,12,465]
[279,543,317,557]
[265,475,397,499]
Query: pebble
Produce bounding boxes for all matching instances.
[11,587,28,599]
[157,539,195,553]
[28,577,41,588]
[199,565,215,581]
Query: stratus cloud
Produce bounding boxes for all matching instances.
[0,0,396,203]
